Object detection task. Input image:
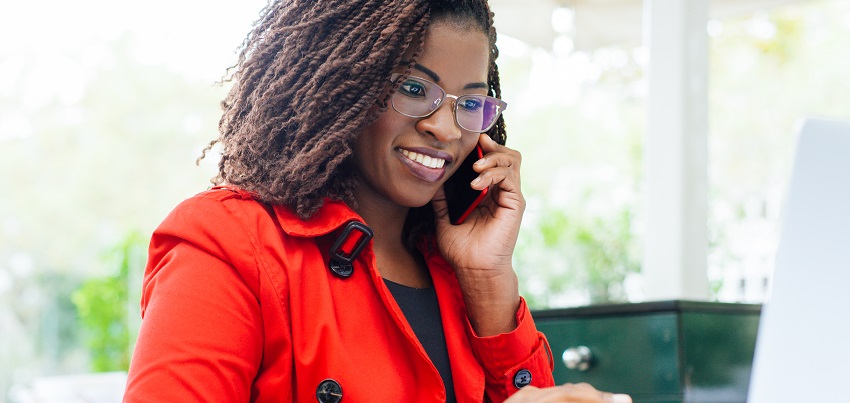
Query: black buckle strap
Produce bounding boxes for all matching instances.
[329,221,373,278]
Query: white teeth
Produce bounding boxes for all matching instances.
[401,149,446,169]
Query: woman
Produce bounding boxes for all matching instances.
[124,0,630,402]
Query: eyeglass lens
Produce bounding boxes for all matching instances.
[390,74,505,133]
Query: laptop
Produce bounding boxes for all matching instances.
[747,117,850,402]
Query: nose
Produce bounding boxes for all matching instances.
[415,100,463,143]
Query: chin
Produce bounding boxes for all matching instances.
[392,189,438,209]
[398,196,435,209]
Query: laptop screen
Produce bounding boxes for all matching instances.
[747,118,850,402]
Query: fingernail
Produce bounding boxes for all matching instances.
[471,177,481,186]
[612,394,632,403]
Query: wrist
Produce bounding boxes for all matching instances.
[456,269,520,336]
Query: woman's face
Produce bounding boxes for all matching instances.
[353,19,491,210]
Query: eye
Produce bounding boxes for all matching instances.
[457,97,483,112]
[398,80,427,98]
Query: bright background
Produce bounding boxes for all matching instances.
[1,0,849,401]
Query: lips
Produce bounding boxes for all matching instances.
[396,147,452,183]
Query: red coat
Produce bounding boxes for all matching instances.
[124,187,554,402]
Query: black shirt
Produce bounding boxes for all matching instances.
[384,279,457,403]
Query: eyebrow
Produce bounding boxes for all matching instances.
[411,63,440,82]
[404,62,489,91]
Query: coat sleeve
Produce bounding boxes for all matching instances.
[123,193,287,402]
[468,297,555,402]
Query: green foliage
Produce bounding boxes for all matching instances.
[1,32,222,375]
[71,231,147,372]
[707,1,850,300]
[501,44,645,309]
[575,209,640,302]
[515,200,641,308]
[72,276,129,371]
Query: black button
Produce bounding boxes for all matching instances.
[513,369,532,389]
[316,379,343,403]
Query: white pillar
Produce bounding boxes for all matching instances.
[642,0,710,300]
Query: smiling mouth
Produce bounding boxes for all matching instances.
[401,149,446,169]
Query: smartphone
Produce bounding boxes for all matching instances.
[444,144,488,225]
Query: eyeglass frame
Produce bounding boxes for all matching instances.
[388,73,508,133]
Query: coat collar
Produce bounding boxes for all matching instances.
[272,199,365,238]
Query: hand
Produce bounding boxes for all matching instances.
[431,133,525,335]
[432,133,524,271]
[505,383,632,403]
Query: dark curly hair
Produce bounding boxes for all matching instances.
[200,0,506,224]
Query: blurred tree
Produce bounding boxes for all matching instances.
[507,0,850,307]
[501,45,645,309]
[71,231,146,372]
[516,200,641,308]
[0,33,224,378]
[708,0,850,301]
[0,34,223,277]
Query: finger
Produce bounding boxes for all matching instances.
[477,132,501,154]
[535,385,589,401]
[574,387,632,403]
[571,383,597,391]
[473,155,520,183]
[558,383,600,400]
[551,384,631,403]
[471,151,521,194]
[507,386,540,400]
[604,393,632,403]
[471,166,521,195]
[508,385,579,403]
[473,143,521,173]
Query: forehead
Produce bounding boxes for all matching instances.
[414,19,490,88]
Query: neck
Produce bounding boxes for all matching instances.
[354,189,431,288]
[354,194,409,251]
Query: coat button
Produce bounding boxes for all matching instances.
[316,379,343,403]
[513,369,532,389]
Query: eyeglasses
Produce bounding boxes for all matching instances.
[389,73,507,133]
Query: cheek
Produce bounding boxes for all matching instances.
[359,111,411,151]
[354,113,399,169]
[357,116,388,152]
[461,133,480,155]
[365,107,403,135]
